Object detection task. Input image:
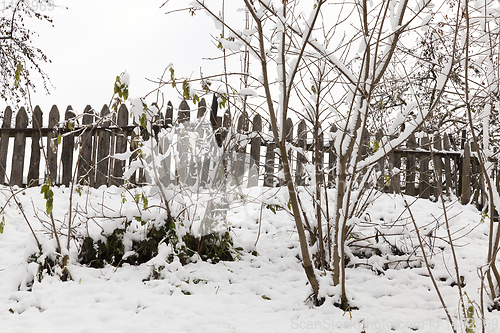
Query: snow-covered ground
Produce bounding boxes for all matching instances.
[0,185,499,333]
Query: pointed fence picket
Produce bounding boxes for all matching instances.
[0,99,492,208]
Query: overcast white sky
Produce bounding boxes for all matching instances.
[12,0,223,114]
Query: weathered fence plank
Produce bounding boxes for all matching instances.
[279,118,294,186]
[11,108,28,186]
[470,142,484,206]
[316,126,324,185]
[433,133,443,200]
[0,106,12,184]
[265,125,276,187]
[78,105,94,185]
[235,112,249,185]
[198,99,211,187]
[27,106,42,186]
[359,128,370,160]
[47,106,59,184]
[62,106,75,186]
[222,110,230,144]
[296,120,306,186]
[461,142,471,205]
[112,104,128,186]
[389,148,401,193]
[95,105,111,187]
[197,98,206,119]
[160,101,174,186]
[442,134,453,195]
[419,136,430,199]
[178,100,190,184]
[328,125,337,187]
[405,134,417,196]
[248,114,262,187]
[375,131,385,189]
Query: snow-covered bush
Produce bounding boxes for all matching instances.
[107,90,239,268]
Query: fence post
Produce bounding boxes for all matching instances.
[95,105,111,187]
[461,141,471,205]
[222,110,230,144]
[442,134,453,195]
[78,105,94,185]
[184,100,205,187]
[197,98,211,187]
[178,100,190,184]
[433,133,443,200]
[234,112,249,185]
[0,106,12,185]
[389,147,401,193]
[278,118,294,186]
[265,125,276,187]
[248,114,262,187]
[419,136,431,199]
[159,101,174,186]
[328,125,337,188]
[375,130,384,189]
[112,104,129,186]
[470,141,483,207]
[197,97,206,119]
[179,99,190,123]
[47,106,59,184]
[11,107,28,186]
[296,120,306,186]
[61,106,76,186]
[359,128,370,160]
[28,106,43,186]
[458,130,467,197]
[317,126,324,185]
[405,133,417,196]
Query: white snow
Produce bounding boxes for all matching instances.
[0,185,499,333]
[238,88,258,97]
[120,72,131,87]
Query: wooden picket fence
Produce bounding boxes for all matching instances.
[0,97,491,206]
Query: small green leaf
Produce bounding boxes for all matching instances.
[41,183,48,195]
[169,67,175,81]
[114,76,121,94]
[134,193,141,204]
[57,133,62,145]
[46,200,53,215]
[140,114,147,129]
[218,95,227,109]
[311,85,317,94]
[141,193,148,210]
[0,216,5,234]
[182,80,190,99]
[41,181,54,215]
[14,63,22,87]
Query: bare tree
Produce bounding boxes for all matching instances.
[0,0,53,105]
[456,0,500,312]
[162,0,458,307]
